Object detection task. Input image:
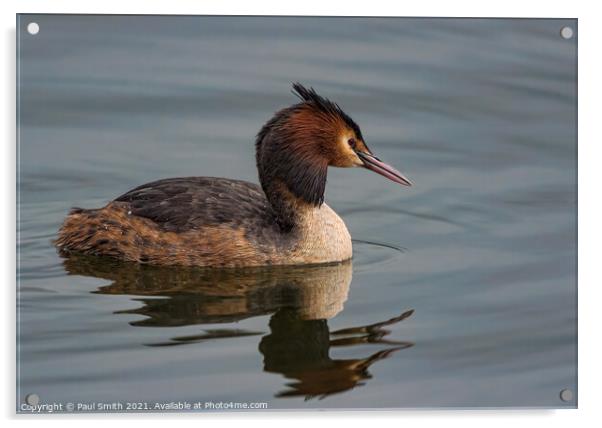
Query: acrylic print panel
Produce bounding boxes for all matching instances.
[16,15,577,412]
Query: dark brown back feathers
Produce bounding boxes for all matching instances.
[115,177,274,233]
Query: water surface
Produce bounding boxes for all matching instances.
[17,16,577,410]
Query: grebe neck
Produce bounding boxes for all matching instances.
[262,180,326,231]
[255,115,329,231]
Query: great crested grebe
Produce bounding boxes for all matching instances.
[56,83,411,267]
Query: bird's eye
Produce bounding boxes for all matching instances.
[348,138,357,149]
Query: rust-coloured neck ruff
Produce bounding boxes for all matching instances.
[255,106,331,231]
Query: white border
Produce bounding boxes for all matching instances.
[3,0,600,426]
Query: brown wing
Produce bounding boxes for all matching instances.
[114,177,273,233]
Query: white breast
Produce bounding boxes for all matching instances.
[289,203,353,264]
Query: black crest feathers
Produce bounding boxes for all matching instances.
[291,82,363,141]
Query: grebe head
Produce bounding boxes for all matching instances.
[256,83,411,225]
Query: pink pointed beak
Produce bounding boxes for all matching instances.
[357,151,412,187]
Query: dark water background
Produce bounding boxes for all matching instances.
[17,16,577,410]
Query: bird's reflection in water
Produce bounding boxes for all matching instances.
[260,309,413,399]
[63,255,414,399]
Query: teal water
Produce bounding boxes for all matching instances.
[17,16,577,410]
